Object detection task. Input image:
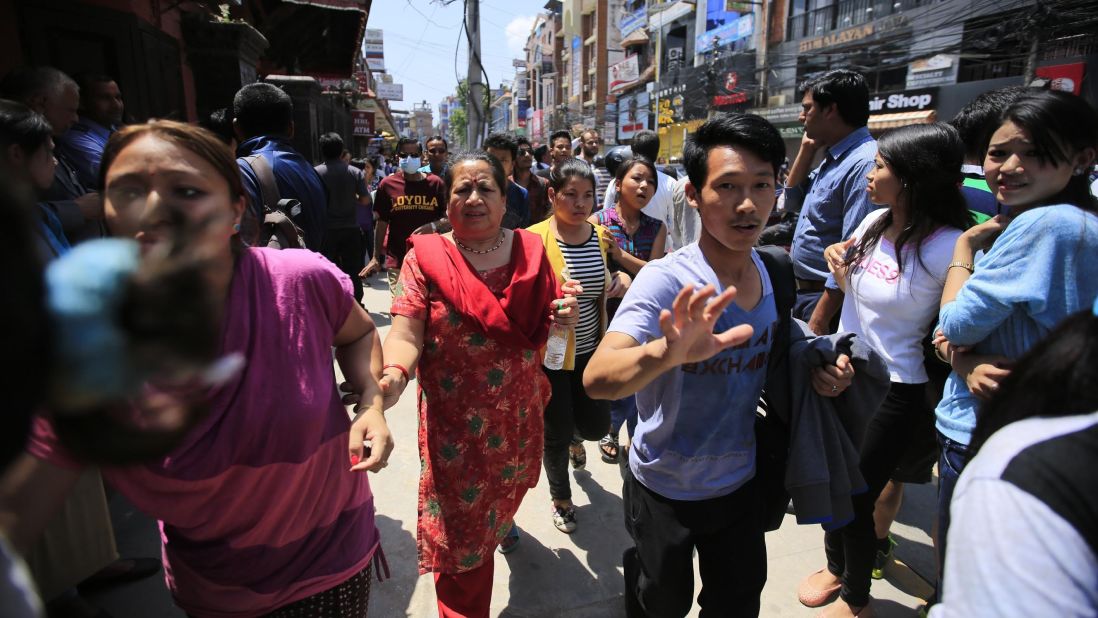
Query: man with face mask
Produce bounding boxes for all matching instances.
[360,137,446,295]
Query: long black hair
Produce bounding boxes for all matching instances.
[844,123,974,281]
[993,90,1098,213]
[614,155,658,192]
[969,309,1098,456]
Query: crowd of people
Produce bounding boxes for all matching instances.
[0,63,1096,618]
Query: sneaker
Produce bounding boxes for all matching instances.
[551,505,577,533]
[568,440,586,470]
[871,535,898,580]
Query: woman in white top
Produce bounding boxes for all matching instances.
[798,123,974,618]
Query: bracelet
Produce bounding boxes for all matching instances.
[934,342,950,364]
[948,262,974,273]
[382,362,410,382]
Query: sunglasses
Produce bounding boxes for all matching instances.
[518,148,533,155]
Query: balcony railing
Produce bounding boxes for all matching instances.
[786,0,928,40]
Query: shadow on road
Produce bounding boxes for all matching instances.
[369,514,419,617]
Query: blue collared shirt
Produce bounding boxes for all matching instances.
[789,126,878,283]
[237,135,329,249]
[56,117,113,190]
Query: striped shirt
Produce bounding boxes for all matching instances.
[558,227,607,354]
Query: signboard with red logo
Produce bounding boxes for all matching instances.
[531,110,543,140]
[1035,63,1085,95]
[609,55,641,94]
[352,110,375,136]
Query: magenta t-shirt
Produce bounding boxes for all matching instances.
[30,248,379,618]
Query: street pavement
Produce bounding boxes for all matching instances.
[88,274,936,617]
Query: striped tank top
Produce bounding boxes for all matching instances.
[558,227,607,355]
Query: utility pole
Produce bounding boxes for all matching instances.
[756,0,771,107]
[466,0,486,148]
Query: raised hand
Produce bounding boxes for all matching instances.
[658,284,754,368]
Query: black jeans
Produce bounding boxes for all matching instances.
[322,227,365,302]
[824,382,935,606]
[542,350,610,500]
[622,467,766,618]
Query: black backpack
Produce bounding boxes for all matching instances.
[240,155,307,250]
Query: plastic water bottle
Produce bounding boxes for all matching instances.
[543,267,571,370]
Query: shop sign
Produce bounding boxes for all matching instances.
[709,54,757,112]
[868,87,937,113]
[906,54,959,88]
[618,92,651,140]
[798,14,908,54]
[376,83,403,101]
[609,55,641,94]
[619,1,648,38]
[363,29,385,72]
[748,104,802,125]
[778,124,804,139]
[1035,63,1085,95]
[352,110,375,136]
[513,58,527,68]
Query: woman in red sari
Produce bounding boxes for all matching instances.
[379,151,579,617]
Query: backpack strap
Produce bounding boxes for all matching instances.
[243,154,281,211]
[756,245,795,322]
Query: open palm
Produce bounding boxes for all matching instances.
[659,284,755,367]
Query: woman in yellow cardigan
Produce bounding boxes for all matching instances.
[527,158,631,533]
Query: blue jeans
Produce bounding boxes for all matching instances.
[935,431,971,598]
[610,395,638,437]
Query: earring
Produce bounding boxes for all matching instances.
[233,223,241,233]
[1073,166,1086,176]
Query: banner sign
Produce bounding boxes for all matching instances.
[571,36,582,102]
[1036,62,1085,95]
[619,1,648,37]
[352,110,375,136]
[376,82,404,101]
[617,91,651,140]
[609,55,641,94]
[363,29,385,72]
[697,13,753,54]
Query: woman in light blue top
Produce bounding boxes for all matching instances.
[931,89,1098,599]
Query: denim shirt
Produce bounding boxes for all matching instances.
[789,127,878,283]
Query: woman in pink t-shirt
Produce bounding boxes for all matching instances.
[2,121,392,617]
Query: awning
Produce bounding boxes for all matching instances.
[250,0,369,77]
[867,110,937,131]
[621,28,649,48]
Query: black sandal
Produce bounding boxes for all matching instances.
[599,433,619,463]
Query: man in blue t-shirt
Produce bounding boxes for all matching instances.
[584,114,856,618]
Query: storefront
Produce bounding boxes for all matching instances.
[865,86,939,136]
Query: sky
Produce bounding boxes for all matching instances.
[365,0,550,113]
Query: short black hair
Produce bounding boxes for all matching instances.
[319,132,344,160]
[799,69,870,128]
[632,130,660,161]
[949,85,1032,161]
[683,113,786,189]
[445,150,507,199]
[483,131,518,159]
[425,135,448,149]
[396,137,421,155]
[550,130,572,146]
[516,136,532,149]
[533,143,548,160]
[199,107,235,145]
[233,82,293,138]
[74,72,116,97]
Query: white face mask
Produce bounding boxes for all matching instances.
[399,155,421,173]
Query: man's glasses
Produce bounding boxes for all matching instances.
[427,148,446,154]
[517,148,533,155]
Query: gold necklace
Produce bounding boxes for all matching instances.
[454,231,505,254]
